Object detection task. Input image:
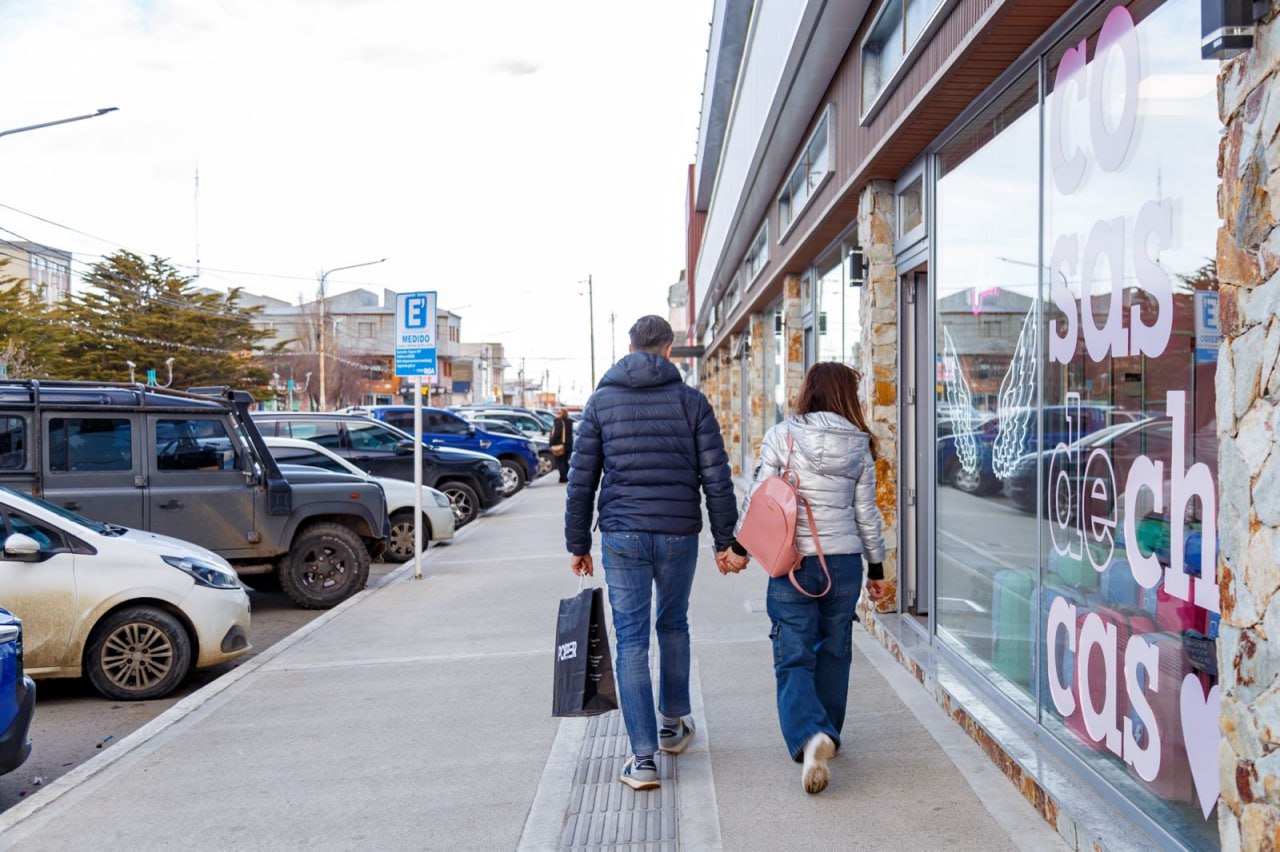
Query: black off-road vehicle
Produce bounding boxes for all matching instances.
[0,381,389,609]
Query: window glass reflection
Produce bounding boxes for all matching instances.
[935,67,1041,714]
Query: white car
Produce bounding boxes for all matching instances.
[262,437,456,563]
[0,486,251,700]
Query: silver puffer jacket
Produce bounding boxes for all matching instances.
[735,412,886,562]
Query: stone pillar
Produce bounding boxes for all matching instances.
[728,332,744,476]
[858,180,899,612]
[783,274,805,410]
[747,310,768,467]
[1217,9,1280,848]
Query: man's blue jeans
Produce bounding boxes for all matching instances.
[601,531,698,757]
[767,553,865,761]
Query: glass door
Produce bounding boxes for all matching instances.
[902,266,930,618]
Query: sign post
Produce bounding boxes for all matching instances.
[394,291,438,580]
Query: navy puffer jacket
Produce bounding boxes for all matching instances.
[565,352,737,556]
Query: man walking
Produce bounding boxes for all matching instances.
[565,315,740,790]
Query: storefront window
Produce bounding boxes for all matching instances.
[815,241,864,368]
[934,0,1220,844]
[935,67,1041,714]
[766,302,786,428]
[1039,0,1220,844]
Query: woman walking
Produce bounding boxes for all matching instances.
[550,409,574,483]
[731,361,886,794]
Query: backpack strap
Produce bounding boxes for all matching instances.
[789,492,832,597]
[779,425,831,598]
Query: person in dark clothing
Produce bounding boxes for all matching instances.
[565,315,741,791]
[549,409,574,483]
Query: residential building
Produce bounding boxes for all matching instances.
[690,1,1276,847]
[237,288,461,409]
[458,342,509,404]
[0,240,72,305]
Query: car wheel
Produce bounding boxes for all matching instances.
[499,459,525,496]
[951,464,985,494]
[85,606,192,701]
[386,509,425,563]
[440,481,480,527]
[279,522,371,609]
[537,452,553,477]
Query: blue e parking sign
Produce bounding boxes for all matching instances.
[1194,291,1219,364]
[395,291,438,377]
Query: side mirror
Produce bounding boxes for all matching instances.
[395,439,416,455]
[466,424,476,437]
[3,533,42,562]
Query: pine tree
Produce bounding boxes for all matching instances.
[58,251,276,395]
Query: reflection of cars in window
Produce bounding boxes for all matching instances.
[937,403,1145,496]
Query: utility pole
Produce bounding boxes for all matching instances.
[317,258,386,410]
[519,357,526,407]
[609,312,617,363]
[587,275,596,389]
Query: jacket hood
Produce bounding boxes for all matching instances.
[784,412,872,476]
[599,352,682,390]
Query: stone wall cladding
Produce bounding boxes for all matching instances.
[1218,6,1280,849]
[858,180,900,610]
[783,275,805,410]
[748,311,767,466]
[728,332,744,476]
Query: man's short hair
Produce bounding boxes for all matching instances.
[629,315,675,353]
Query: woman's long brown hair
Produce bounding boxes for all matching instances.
[794,362,878,459]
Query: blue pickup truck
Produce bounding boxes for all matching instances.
[0,607,34,775]
[348,405,542,497]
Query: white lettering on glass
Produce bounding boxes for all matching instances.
[1078,613,1123,755]
[1089,5,1141,172]
[1081,217,1129,360]
[1124,635,1161,781]
[1130,198,1177,357]
[1047,596,1078,717]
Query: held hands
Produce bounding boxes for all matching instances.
[716,549,749,575]
[866,579,887,600]
[570,553,594,577]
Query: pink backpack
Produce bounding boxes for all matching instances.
[736,432,831,598]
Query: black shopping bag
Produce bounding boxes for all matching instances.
[552,587,618,717]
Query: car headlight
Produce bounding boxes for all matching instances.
[525,440,538,453]
[163,555,241,590]
[485,460,502,473]
[433,491,451,508]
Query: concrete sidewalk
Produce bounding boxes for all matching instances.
[0,482,1065,851]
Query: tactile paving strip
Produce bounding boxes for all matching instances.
[559,711,680,851]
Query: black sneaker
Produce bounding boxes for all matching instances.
[620,755,659,790]
[659,717,695,754]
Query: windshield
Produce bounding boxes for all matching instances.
[0,485,121,535]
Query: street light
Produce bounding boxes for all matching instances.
[317,258,387,410]
[579,275,596,389]
[0,107,118,140]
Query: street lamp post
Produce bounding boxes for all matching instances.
[579,275,596,389]
[317,258,387,410]
[0,107,118,140]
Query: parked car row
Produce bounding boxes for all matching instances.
[0,384,558,780]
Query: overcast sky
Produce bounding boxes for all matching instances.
[0,0,712,401]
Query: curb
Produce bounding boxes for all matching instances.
[0,487,531,835]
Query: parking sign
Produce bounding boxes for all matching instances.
[395,291,438,377]
[1194,291,1219,364]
